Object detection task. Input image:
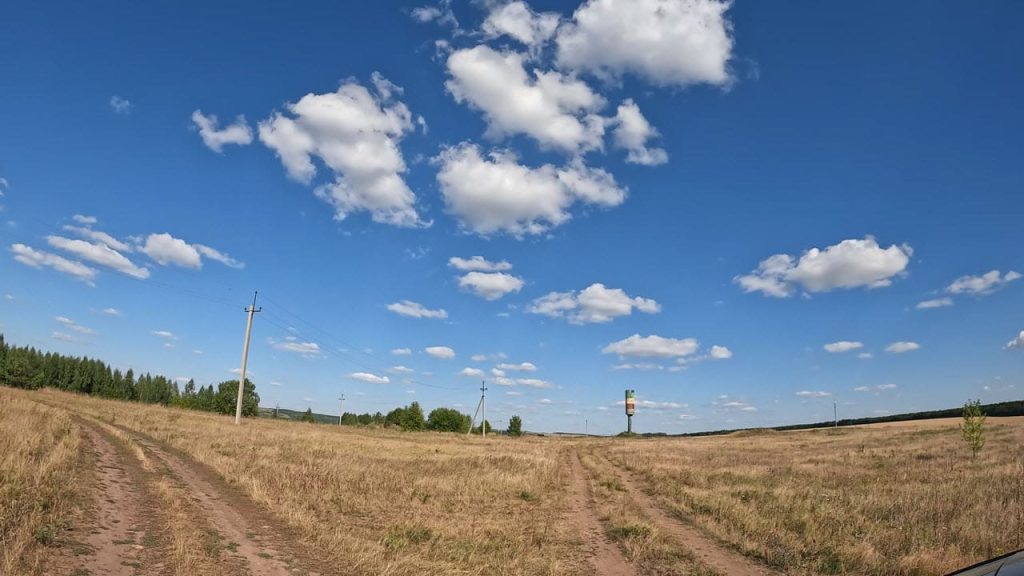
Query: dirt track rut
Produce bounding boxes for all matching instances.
[569,451,638,576]
[603,456,781,576]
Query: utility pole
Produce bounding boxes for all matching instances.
[467,380,488,437]
[834,401,838,428]
[481,381,487,438]
[234,291,261,425]
[338,395,345,426]
[585,419,588,436]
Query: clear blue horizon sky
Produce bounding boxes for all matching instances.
[1,0,1021,434]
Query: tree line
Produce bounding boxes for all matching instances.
[297,402,523,435]
[1,334,523,434]
[0,334,259,416]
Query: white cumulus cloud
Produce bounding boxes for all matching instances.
[258,74,425,227]
[1004,331,1024,351]
[457,271,524,300]
[497,362,536,372]
[446,45,606,153]
[425,346,456,359]
[10,244,98,285]
[391,348,413,355]
[885,341,920,354]
[436,143,625,236]
[192,110,254,152]
[824,341,863,353]
[448,256,512,272]
[349,372,390,384]
[946,270,1021,296]
[735,237,912,297]
[529,283,659,324]
[482,1,560,51]
[46,236,150,279]
[709,345,732,360]
[603,334,699,358]
[460,367,485,377]
[555,0,734,87]
[611,99,667,165]
[271,337,322,358]
[386,300,448,319]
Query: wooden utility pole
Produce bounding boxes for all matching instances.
[481,381,487,438]
[234,291,260,425]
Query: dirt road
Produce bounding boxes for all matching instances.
[568,451,638,576]
[601,456,781,576]
[47,418,322,576]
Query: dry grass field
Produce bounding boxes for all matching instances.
[0,391,86,575]
[598,422,1024,575]
[2,386,1022,576]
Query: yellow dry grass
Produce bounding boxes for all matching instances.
[601,421,1024,575]
[577,449,721,575]
[5,386,1023,576]
[34,388,586,576]
[0,388,86,576]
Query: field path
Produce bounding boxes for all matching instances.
[569,451,638,576]
[47,421,167,575]
[117,427,323,576]
[603,457,781,576]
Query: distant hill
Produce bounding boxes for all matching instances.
[258,407,337,424]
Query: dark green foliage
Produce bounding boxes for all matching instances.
[301,408,315,423]
[385,402,426,431]
[508,415,523,436]
[0,334,260,419]
[212,380,259,417]
[426,407,471,433]
[471,419,492,435]
[340,412,359,426]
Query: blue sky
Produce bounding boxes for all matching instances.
[1,0,1022,434]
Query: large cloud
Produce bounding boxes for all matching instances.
[436,143,625,236]
[602,334,699,358]
[529,283,659,324]
[555,0,734,87]
[736,237,912,298]
[11,244,98,285]
[258,74,425,227]
[458,271,525,300]
[192,110,254,152]
[446,45,606,153]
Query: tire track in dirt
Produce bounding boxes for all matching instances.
[569,450,638,576]
[119,429,322,576]
[602,457,782,576]
[48,422,167,575]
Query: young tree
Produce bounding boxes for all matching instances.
[400,402,426,431]
[301,408,315,423]
[960,399,987,459]
[471,420,492,435]
[508,415,523,437]
[213,379,260,416]
[427,407,472,433]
